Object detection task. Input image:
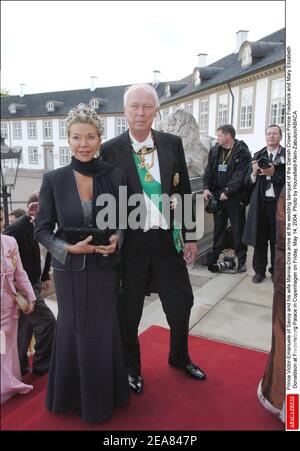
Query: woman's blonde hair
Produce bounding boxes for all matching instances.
[65,103,103,137]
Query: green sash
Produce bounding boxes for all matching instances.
[132,152,183,253]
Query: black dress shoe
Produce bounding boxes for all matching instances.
[169,360,207,380]
[184,362,207,380]
[237,264,246,273]
[252,273,266,284]
[128,374,144,394]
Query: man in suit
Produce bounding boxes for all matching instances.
[243,125,285,283]
[101,84,206,394]
[4,192,56,376]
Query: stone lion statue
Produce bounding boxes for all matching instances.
[158,109,215,177]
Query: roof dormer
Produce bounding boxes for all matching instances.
[238,40,281,68]
[164,82,187,98]
[192,66,223,86]
[8,103,26,114]
[89,97,107,110]
[46,100,64,113]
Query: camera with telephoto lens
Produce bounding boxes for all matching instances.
[208,256,236,273]
[205,195,220,215]
[257,156,271,170]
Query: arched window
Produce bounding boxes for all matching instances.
[90,98,99,109]
[46,102,55,112]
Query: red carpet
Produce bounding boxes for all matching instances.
[1,326,284,431]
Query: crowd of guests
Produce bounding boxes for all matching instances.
[0,86,285,425]
[203,123,285,284]
[203,122,285,423]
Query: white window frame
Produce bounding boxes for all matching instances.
[43,120,53,139]
[9,104,17,114]
[115,117,127,135]
[90,98,99,109]
[59,120,68,139]
[1,121,8,138]
[165,85,171,97]
[28,120,37,139]
[199,98,209,134]
[240,44,252,68]
[240,89,253,129]
[237,83,256,134]
[99,117,107,139]
[268,76,285,127]
[13,121,22,139]
[28,146,38,164]
[59,146,71,165]
[184,102,193,114]
[193,69,200,86]
[47,102,55,112]
[216,93,229,127]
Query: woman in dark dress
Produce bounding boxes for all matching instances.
[35,104,129,423]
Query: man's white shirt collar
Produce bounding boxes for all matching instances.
[129,131,154,153]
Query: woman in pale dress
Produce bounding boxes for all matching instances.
[1,206,36,404]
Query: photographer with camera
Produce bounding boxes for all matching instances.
[243,125,285,284]
[203,124,251,272]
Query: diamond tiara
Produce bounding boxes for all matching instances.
[65,103,103,134]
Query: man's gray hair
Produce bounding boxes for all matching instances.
[123,84,160,110]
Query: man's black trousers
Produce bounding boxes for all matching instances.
[252,199,277,276]
[120,229,194,377]
[208,196,247,265]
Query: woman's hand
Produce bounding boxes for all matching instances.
[96,234,119,255]
[67,234,119,255]
[67,236,99,254]
[20,300,35,315]
[26,301,36,315]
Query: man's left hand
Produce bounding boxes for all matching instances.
[220,192,229,201]
[259,164,275,177]
[183,242,198,265]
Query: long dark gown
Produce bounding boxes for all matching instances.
[46,201,129,423]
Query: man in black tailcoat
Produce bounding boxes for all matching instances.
[101,84,207,394]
